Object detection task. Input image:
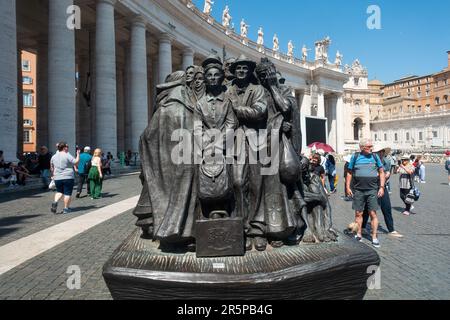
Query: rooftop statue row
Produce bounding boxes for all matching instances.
[184,1,344,68]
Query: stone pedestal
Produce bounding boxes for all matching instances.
[103,229,379,300]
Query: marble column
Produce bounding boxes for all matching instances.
[151,56,159,112]
[124,43,132,152]
[37,39,49,148]
[336,94,344,153]
[116,64,125,154]
[76,53,91,148]
[0,0,18,161]
[158,33,172,83]
[182,47,194,71]
[17,50,24,156]
[95,0,117,155]
[317,90,325,118]
[48,0,76,151]
[129,16,148,152]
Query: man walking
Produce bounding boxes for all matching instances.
[50,142,80,214]
[75,146,92,198]
[346,138,385,248]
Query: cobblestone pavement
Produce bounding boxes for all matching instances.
[0,174,141,247]
[0,165,449,300]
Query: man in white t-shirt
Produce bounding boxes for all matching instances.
[50,142,80,214]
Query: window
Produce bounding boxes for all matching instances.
[22,60,31,72]
[23,119,33,126]
[23,130,32,143]
[23,92,33,107]
[426,104,430,112]
[435,97,440,105]
[354,78,359,86]
[444,95,449,103]
[406,132,410,141]
[433,131,438,138]
[23,77,33,85]
[417,92,421,98]
[394,133,398,141]
[426,90,430,96]
[384,133,387,141]
[418,106,422,113]
[419,132,423,141]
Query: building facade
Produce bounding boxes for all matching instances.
[21,50,37,153]
[370,51,450,150]
[0,0,352,161]
[342,59,371,152]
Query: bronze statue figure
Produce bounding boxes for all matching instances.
[133,55,337,253]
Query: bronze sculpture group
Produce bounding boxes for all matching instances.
[133,54,337,255]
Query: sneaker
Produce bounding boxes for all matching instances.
[354,235,362,242]
[420,181,426,184]
[389,231,404,238]
[403,211,410,216]
[372,239,381,248]
[51,202,58,214]
[63,208,72,214]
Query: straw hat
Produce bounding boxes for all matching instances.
[400,154,410,160]
[373,143,392,155]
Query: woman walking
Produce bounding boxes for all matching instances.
[88,148,103,199]
[397,155,415,216]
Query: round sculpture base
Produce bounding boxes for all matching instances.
[103,229,379,300]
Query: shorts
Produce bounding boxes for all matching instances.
[352,189,379,212]
[55,179,75,196]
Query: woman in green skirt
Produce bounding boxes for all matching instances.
[88,148,103,199]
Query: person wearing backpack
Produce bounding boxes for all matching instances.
[325,153,337,194]
[445,151,450,187]
[346,138,386,248]
[396,155,416,215]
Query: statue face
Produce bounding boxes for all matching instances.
[205,67,224,87]
[194,72,205,88]
[186,67,195,84]
[235,64,250,81]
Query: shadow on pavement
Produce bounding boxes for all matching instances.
[0,227,20,238]
[0,214,42,238]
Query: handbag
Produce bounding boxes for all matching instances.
[48,179,56,190]
[279,133,302,184]
[198,155,233,203]
[408,175,420,201]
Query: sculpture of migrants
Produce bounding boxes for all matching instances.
[104,55,379,300]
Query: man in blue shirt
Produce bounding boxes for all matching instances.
[346,138,386,248]
[75,146,92,198]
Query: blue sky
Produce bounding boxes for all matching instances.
[192,0,450,83]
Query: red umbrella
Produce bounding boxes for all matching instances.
[307,142,335,153]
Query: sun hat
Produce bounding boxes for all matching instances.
[373,143,392,155]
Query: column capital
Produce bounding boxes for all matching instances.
[130,14,147,28]
[159,32,174,44]
[183,47,194,56]
[97,0,117,7]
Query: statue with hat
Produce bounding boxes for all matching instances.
[194,55,238,221]
[227,54,269,251]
